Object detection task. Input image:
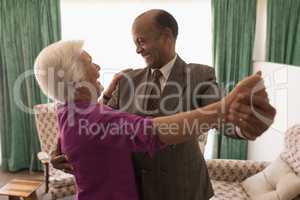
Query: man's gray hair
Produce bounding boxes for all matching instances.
[34,40,86,102]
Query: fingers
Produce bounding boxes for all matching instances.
[50,154,74,174]
[235,92,271,110]
[226,72,277,140]
[103,68,133,97]
[227,112,266,140]
[234,73,265,98]
[251,86,268,100]
[114,68,133,79]
[227,115,257,140]
[251,96,276,116]
[256,71,262,76]
[238,73,263,89]
[230,95,275,124]
[229,103,252,121]
[51,154,68,163]
[228,73,265,106]
[49,139,73,173]
[54,163,74,174]
[229,107,268,130]
[237,94,276,123]
[110,68,133,87]
[227,91,276,140]
[233,93,265,108]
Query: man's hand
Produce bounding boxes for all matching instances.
[226,73,276,140]
[50,149,74,174]
[225,71,264,105]
[226,88,276,140]
[223,71,276,140]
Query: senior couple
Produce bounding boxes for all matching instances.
[34,9,276,200]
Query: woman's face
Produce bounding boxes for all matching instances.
[79,51,104,97]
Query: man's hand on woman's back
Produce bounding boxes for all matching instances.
[50,146,74,174]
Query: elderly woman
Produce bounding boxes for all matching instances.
[34,40,274,200]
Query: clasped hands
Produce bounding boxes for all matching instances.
[223,71,276,140]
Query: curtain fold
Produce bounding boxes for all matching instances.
[212,0,257,159]
[267,0,300,66]
[0,0,61,171]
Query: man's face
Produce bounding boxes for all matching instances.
[132,18,169,69]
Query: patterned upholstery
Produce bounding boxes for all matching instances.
[49,170,75,188]
[281,125,300,176]
[34,104,59,154]
[207,159,269,182]
[210,180,249,200]
[34,103,76,200]
[50,185,76,200]
[208,125,300,200]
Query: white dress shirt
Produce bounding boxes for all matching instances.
[151,54,177,91]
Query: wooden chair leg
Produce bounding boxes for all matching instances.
[45,163,49,193]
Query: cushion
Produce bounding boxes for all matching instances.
[210,180,250,200]
[281,125,300,176]
[49,169,75,188]
[50,184,76,199]
[242,156,300,200]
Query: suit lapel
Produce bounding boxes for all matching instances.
[159,56,187,115]
[131,68,151,114]
[129,56,187,116]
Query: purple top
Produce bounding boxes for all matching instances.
[57,102,162,200]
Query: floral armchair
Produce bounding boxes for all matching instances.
[34,103,75,200]
[207,125,300,200]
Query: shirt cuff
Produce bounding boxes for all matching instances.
[235,126,248,140]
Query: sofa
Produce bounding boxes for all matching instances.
[208,125,300,200]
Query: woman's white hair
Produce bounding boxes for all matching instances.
[34,40,86,102]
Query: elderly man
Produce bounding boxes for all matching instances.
[51,10,276,200]
[34,40,273,200]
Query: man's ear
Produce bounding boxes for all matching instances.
[161,28,174,45]
[163,27,174,41]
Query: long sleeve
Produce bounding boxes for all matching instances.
[195,67,243,140]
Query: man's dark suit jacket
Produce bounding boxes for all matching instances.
[107,56,222,200]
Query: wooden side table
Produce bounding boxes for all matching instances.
[0,179,42,200]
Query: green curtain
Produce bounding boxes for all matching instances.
[0,0,61,171]
[267,0,300,66]
[212,0,257,159]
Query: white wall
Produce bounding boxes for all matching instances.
[249,0,300,161]
[248,62,300,161]
[60,0,212,89]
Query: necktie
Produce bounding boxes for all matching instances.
[146,69,162,113]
